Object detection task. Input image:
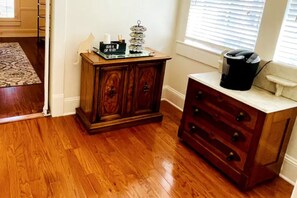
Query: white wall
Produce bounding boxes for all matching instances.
[49,0,179,116]
[163,0,297,185]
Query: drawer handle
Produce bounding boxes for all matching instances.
[108,86,116,98]
[193,108,199,115]
[190,125,196,133]
[231,132,240,142]
[195,91,203,100]
[143,82,150,93]
[236,112,245,122]
[226,152,235,161]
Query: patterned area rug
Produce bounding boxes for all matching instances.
[0,42,41,87]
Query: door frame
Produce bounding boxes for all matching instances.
[42,0,50,115]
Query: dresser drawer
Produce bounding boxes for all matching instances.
[183,106,252,153]
[186,79,259,131]
[181,124,247,171]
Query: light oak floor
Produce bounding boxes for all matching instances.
[0,101,293,197]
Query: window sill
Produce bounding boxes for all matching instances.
[175,40,226,69]
[0,19,21,27]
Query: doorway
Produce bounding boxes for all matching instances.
[0,0,50,121]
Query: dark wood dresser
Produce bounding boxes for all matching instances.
[76,49,171,134]
[178,72,297,190]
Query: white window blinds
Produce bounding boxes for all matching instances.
[0,0,14,18]
[274,0,297,67]
[185,0,265,50]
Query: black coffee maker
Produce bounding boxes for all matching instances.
[220,49,261,91]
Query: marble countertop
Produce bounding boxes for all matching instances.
[189,72,297,113]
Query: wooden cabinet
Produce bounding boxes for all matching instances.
[178,72,297,190]
[76,50,171,134]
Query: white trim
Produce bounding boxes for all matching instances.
[63,96,80,116]
[280,154,297,185]
[49,0,67,118]
[162,85,185,111]
[175,41,220,69]
[43,0,50,116]
[50,94,64,117]
[292,179,297,198]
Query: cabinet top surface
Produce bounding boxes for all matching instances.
[189,72,297,113]
[81,48,171,65]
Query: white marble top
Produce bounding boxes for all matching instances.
[189,72,297,113]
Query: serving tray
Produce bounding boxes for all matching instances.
[93,47,152,60]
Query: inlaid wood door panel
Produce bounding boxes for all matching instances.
[134,63,158,114]
[97,65,128,121]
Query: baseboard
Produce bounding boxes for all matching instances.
[280,154,297,185]
[161,85,185,111]
[50,94,64,117]
[63,96,80,116]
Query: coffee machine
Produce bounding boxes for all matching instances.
[220,49,261,91]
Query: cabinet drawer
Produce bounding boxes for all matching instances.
[180,130,244,184]
[181,123,247,171]
[186,79,259,131]
[183,106,252,153]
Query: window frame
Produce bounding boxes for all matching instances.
[0,0,21,26]
[273,0,297,67]
[184,0,266,52]
[176,1,290,68]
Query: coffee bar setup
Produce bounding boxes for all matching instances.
[76,21,297,190]
[76,21,171,133]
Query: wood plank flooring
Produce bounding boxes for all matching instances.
[0,37,44,119]
[0,101,293,197]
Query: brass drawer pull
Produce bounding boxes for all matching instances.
[236,112,245,121]
[231,132,240,142]
[195,91,203,100]
[193,107,199,114]
[226,152,235,161]
[190,124,196,133]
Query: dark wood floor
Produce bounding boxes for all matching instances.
[0,101,293,197]
[0,37,44,119]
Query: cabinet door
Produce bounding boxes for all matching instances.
[97,65,128,121]
[133,62,161,114]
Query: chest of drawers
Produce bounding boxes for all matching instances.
[178,72,297,190]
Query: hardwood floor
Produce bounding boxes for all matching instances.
[0,37,44,119]
[0,101,293,197]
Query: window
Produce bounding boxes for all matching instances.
[185,0,266,51]
[0,0,20,26]
[274,0,297,67]
[0,0,14,18]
